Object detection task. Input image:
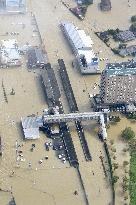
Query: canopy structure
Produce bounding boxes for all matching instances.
[21,116,43,139]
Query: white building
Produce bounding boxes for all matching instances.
[0,0,26,13]
[61,21,100,74]
[0,39,21,67]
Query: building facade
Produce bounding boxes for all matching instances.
[100,61,136,105]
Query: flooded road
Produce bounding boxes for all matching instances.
[0,0,136,204]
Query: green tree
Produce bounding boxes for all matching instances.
[131,15,136,22]
[111,48,119,54]
[124,193,129,201]
[130,22,136,32]
[110,139,114,145]
[113,163,119,170]
[121,127,135,141]
[114,116,121,122]
[123,148,129,152]
[113,155,116,160]
[123,161,129,167]
[112,175,119,184]
[111,147,116,153]
[122,183,129,192]
[123,176,129,183]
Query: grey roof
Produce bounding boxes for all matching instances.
[119,45,136,57]
[115,30,135,42]
[61,21,93,52]
[27,47,47,69]
[35,48,46,63]
[42,63,61,102]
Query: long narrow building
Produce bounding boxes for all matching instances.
[60,21,100,74]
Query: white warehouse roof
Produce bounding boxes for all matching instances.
[61,21,93,51]
[21,116,43,139]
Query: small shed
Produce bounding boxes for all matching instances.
[100,0,111,11]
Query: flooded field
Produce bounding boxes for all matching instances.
[0,0,136,204]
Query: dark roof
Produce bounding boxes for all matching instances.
[8,197,16,205]
[119,45,136,57]
[27,47,47,69]
[42,63,61,102]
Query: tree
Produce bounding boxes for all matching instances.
[130,22,136,32]
[124,191,129,200]
[114,116,121,122]
[113,155,116,160]
[122,148,129,152]
[113,163,119,170]
[123,176,129,183]
[112,175,119,184]
[111,48,119,54]
[131,15,136,22]
[110,139,114,145]
[122,183,129,192]
[111,147,116,153]
[121,127,135,141]
[123,161,129,166]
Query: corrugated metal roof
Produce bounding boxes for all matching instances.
[61,21,93,51]
[42,63,61,101]
[21,116,42,139]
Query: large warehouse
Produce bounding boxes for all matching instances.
[60,21,100,74]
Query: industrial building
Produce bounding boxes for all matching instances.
[100,0,111,11]
[42,63,61,104]
[100,61,136,105]
[27,47,47,69]
[60,21,100,74]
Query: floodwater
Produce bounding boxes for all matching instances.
[0,0,136,204]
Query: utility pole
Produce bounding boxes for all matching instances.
[0,136,3,156]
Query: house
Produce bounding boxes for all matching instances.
[115,30,135,42]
